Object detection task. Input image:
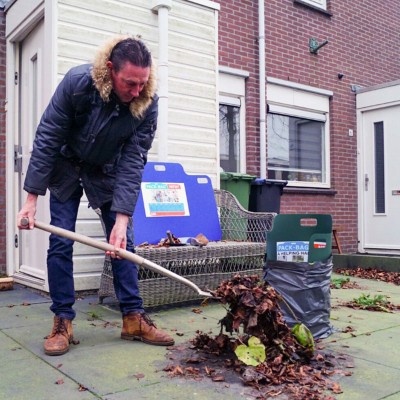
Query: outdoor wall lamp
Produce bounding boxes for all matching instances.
[309,38,329,54]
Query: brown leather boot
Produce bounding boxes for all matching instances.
[44,316,74,356]
[121,312,175,346]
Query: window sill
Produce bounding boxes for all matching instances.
[293,0,332,17]
[283,186,337,195]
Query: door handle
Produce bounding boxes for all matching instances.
[364,173,369,191]
[14,145,22,173]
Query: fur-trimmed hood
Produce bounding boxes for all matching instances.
[91,35,157,119]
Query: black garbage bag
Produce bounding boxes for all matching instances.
[264,256,335,339]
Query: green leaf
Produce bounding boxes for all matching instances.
[331,276,350,288]
[234,336,266,366]
[291,323,315,351]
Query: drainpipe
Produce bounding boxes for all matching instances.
[258,0,267,179]
[151,0,172,160]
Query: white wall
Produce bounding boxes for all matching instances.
[57,0,219,181]
[55,0,219,289]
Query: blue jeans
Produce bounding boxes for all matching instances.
[47,186,143,320]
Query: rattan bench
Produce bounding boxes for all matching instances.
[98,189,275,307]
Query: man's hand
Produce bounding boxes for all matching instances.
[107,213,130,258]
[17,193,38,230]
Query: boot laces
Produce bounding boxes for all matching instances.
[140,313,157,328]
[49,317,68,338]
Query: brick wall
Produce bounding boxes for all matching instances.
[216,0,400,253]
[0,8,6,274]
[217,0,260,175]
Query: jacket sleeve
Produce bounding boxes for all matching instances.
[23,68,87,195]
[110,96,159,215]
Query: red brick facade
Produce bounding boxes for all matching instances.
[216,0,400,253]
[0,8,6,273]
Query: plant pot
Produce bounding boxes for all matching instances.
[0,277,14,291]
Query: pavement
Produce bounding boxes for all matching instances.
[1,273,400,400]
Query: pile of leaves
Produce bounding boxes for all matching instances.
[164,275,350,399]
[335,267,400,285]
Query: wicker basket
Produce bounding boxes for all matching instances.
[99,242,266,307]
[98,189,275,307]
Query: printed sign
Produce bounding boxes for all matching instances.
[277,241,309,262]
[141,182,190,217]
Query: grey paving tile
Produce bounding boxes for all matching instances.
[102,378,258,400]
[0,302,52,330]
[0,331,32,363]
[329,306,400,338]
[0,284,50,307]
[380,393,400,400]
[0,353,98,400]
[4,315,123,358]
[326,326,400,369]
[334,357,400,400]
[40,340,174,397]
[1,278,400,400]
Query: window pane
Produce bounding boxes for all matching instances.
[219,104,240,172]
[296,0,327,10]
[267,113,326,184]
[374,121,385,213]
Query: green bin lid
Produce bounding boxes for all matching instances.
[220,172,256,181]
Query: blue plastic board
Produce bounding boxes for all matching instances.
[133,162,222,245]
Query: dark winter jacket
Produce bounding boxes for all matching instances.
[24,36,158,215]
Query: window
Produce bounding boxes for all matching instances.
[219,67,249,173]
[267,78,332,188]
[268,113,326,184]
[220,101,240,172]
[374,121,385,213]
[294,0,327,11]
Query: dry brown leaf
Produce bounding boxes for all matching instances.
[78,384,88,391]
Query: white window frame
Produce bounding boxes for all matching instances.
[298,0,327,11]
[267,77,333,189]
[218,67,249,173]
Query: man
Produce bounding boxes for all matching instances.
[17,35,175,356]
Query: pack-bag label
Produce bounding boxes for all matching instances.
[276,241,309,262]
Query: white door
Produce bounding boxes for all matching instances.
[16,20,50,288]
[360,103,400,254]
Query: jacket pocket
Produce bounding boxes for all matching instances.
[48,157,81,202]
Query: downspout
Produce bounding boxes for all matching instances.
[258,0,267,179]
[151,0,171,161]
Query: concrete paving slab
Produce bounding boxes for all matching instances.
[5,316,123,359]
[0,302,52,330]
[0,350,98,400]
[330,306,400,337]
[380,393,400,400]
[1,278,400,400]
[0,331,32,363]
[40,338,174,397]
[327,326,400,369]
[334,357,400,400]
[103,377,257,400]
[0,284,50,306]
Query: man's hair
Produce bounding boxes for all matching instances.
[109,38,152,71]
